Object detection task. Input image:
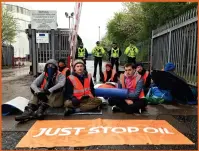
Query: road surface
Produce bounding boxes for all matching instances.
[2,60,198,150]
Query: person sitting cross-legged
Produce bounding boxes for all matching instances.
[63,59,102,116]
[15,59,66,122]
[108,63,147,114]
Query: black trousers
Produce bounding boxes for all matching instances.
[127,57,136,65]
[93,57,103,79]
[110,57,119,73]
[108,98,147,114]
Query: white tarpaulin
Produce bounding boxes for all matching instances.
[2,97,29,116]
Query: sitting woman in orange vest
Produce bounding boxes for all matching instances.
[102,62,118,83]
[15,59,66,122]
[58,59,70,77]
[108,63,147,114]
[136,62,151,95]
[63,59,102,116]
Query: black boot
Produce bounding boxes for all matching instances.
[64,108,75,116]
[93,77,96,82]
[15,104,38,122]
[112,105,122,112]
[36,103,49,120]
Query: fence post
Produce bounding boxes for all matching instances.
[168,31,172,62]
[51,29,55,59]
[32,29,37,76]
[150,31,154,71]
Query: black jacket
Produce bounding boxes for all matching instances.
[139,69,151,88]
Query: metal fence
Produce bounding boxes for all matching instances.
[151,7,198,86]
[28,28,71,76]
[2,44,14,66]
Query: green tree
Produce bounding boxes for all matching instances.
[103,2,197,62]
[2,7,18,44]
[100,34,112,61]
[140,2,198,39]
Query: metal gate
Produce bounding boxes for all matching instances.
[151,7,198,86]
[27,27,71,76]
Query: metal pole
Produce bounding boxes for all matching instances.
[99,26,100,41]
[32,30,37,76]
[67,15,71,69]
[69,16,71,29]
[150,31,154,71]
[51,29,55,59]
[168,31,172,62]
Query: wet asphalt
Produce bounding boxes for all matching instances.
[2,115,197,150]
[2,61,198,150]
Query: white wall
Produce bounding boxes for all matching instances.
[3,3,31,58]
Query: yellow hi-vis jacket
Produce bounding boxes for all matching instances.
[111,48,120,58]
[92,46,105,57]
[124,44,139,58]
[77,47,85,58]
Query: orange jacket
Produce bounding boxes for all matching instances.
[142,71,149,84]
[98,83,116,88]
[120,73,145,98]
[68,74,94,100]
[61,67,69,76]
[40,72,61,90]
[103,69,116,82]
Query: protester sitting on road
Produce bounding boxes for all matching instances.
[63,59,102,116]
[58,58,70,77]
[164,62,176,72]
[164,62,186,82]
[102,62,118,83]
[136,62,151,95]
[108,63,147,114]
[15,59,66,122]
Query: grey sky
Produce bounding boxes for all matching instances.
[5,2,123,53]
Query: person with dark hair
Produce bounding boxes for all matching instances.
[15,59,66,122]
[136,62,151,95]
[108,63,147,114]
[102,62,118,83]
[58,59,70,77]
[108,42,122,73]
[63,59,102,116]
[92,41,105,82]
[75,43,88,65]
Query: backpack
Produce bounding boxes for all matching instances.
[146,86,173,105]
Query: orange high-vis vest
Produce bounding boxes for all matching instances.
[98,83,116,88]
[40,72,61,90]
[142,71,149,84]
[68,74,94,100]
[120,73,145,98]
[103,69,116,82]
[61,67,69,76]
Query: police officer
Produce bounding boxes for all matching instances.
[124,43,139,64]
[75,43,88,65]
[108,42,122,73]
[91,41,105,82]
